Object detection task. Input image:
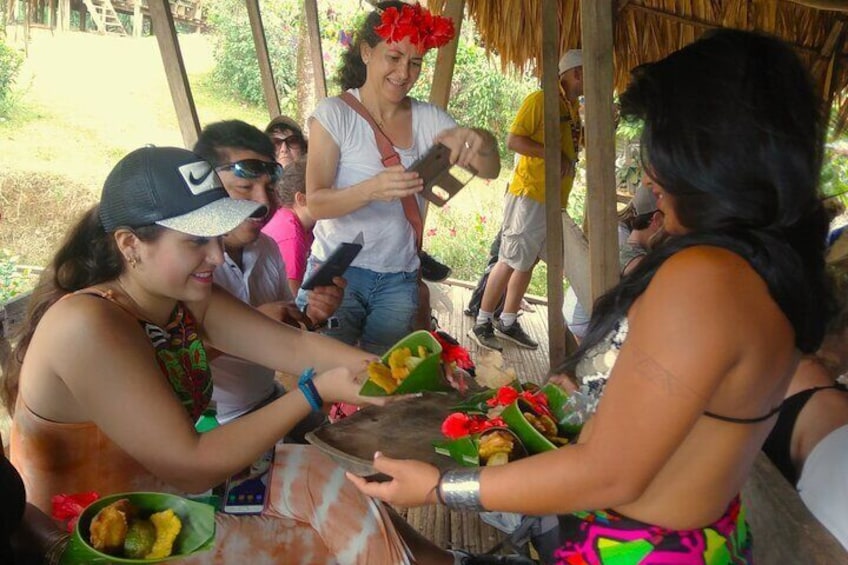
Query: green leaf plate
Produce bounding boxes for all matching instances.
[61,492,216,564]
[541,383,583,437]
[433,436,480,467]
[359,330,452,396]
[500,400,557,454]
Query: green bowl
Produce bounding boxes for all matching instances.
[500,400,557,454]
[359,330,451,396]
[61,492,216,564]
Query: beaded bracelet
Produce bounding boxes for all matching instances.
[298,367,323,411]
[437,468,484,511]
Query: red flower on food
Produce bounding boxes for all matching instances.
[432,330,474,371]
[374,3,455,53]
[485,385,552,417]
[486,386,519,408]
[442,412,507,439]
[52,491,100,532]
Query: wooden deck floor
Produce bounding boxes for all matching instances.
[397,281,551,553]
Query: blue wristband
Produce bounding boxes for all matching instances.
[298,368,323,411]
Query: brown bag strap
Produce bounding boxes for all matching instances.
[339,91,423,249]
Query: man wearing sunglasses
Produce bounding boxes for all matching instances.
[193,120,344,433]
[266,115,308,169]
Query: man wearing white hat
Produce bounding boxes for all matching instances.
[470,49,584,351]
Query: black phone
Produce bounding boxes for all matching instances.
[408,143,477,207]
[300,236,363,290]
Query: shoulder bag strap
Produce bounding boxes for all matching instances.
[339,91,423,249]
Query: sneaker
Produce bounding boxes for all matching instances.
[495,320,538,349]
[468,321,503,352]
[420,251,452,282]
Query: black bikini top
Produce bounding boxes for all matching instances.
[761,382,848,484]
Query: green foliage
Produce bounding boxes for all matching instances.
[204,0,300,114]
[0,37,23,117]
[0,250,36,304]
[821,147,848,208]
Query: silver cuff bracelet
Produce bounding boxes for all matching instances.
[438,468,484,511]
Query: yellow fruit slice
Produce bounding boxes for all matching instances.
[367,361,398,393]
[145,509,182,559]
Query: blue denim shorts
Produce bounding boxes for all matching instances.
[297,257,419,355]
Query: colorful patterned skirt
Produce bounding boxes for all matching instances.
[553,496,752,565]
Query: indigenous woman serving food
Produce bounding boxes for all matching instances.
[349,29,832,564]
[303,0,501,355]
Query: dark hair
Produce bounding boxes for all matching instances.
[628,212,655,232]
[1,206,163,411]
[266,115,309,154]
[560,29,831,375]
[275,157,307,207]
[335,1,407,91]
[193,120,276,166]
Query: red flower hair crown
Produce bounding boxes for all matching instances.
[374,3,456,53]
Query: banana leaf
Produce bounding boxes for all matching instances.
[500,400,557,454]
[433,436,480,467]
[541,383,583,437]
[360,330,453,396]
[61,492,216,564]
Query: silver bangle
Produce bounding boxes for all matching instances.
[438,468,484,511]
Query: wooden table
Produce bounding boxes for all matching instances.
[305,392,465,477]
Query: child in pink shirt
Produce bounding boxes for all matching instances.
[262,158,315,296]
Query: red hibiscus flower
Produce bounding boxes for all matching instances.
[374,3,455,52]
[52,491,100,532]
[442,413,507,439]
[486,385,520,408]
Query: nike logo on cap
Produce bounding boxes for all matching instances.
[178,162,223,195]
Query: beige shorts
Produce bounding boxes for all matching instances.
[498,192,547,272]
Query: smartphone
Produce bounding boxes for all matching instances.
[300,234,364,290]
[408,143,477,207]
[222,447,275,515]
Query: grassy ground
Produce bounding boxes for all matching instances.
[0,29,563,297]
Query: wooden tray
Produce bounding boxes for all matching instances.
[306,392,466,477]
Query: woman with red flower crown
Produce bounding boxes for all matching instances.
[303,1,501,358]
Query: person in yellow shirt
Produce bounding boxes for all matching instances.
[470,50,583,351]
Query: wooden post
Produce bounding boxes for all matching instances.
[428,0,464,110]
[542,0,566,370]
[581,0,618,303]
[57,0,70,31]
[148,0,201,148]
[245,0,281,119]
[79,0,86,31]
[133,0,143,37]
[303,0,326,102]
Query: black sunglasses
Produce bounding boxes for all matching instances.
[272,134,304,150]
[217,159,282,183]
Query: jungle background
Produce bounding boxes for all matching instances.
[1,0,847,304]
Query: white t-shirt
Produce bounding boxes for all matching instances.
[797,423,848,551]
[309,89,457,273]
[211,234,293,424]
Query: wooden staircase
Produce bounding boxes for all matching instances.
[83,0,128,36]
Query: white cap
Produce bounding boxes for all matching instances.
[558,49,583,75]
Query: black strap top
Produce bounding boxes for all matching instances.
[1,454,26,564]
[761,382,848,485]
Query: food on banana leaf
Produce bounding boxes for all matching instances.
[477,428,527,466]
[366,345,432,394]
[88,498,183,558]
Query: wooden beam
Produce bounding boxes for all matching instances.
[428,0,464,110]
[542,0,566,370]
[627,3,837,58]
[582,0,619,302]
[303,0,327,102]
[562,213,591,310]
[245,0,281,119]
[148,0,200,148]
[787,0,848,11]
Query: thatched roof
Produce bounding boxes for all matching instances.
[430,0,848,131]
